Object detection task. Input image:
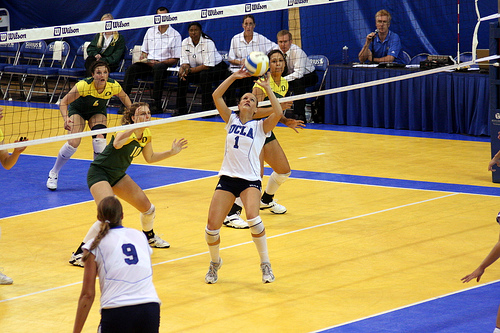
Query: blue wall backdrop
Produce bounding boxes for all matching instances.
[1,0,497,64]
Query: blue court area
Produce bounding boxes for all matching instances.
[1,125,500,332]
[0,155,217,218]
[319,281,500,333]
[4,151,500,219]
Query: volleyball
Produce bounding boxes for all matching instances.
[244,51,269,76]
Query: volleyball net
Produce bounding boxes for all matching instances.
[0,0,498,151]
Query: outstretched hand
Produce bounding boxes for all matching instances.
[283,118,306,133]
[232,66,252,80]
[461,267,485,283]
[254,72,271,90]
[13,136,28,153]
[171,138,188,155]
[489,158,500,172]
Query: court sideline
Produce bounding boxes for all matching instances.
[0,118,499,332]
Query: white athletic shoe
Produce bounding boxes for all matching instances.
[260,200,287,214]
[0,270,13,285]
[46,172,58,191]
[260,262,275,283]
[148,235,170,248]
[69,252,84,267]
[205,258,222,284]
[223,213,249,229]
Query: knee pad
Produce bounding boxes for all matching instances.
[247,216,264,235]
[270,171,291,186]
[141,204,155,231]
[91,124,107,139]
[205,227,220,244]
[92,138,107,157]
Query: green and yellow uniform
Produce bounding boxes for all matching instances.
[87,128,152,188]
[252,76,288,144]
[0,129,4,142]
[68,77,122,121]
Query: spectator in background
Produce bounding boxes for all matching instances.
[225,14,276,106]
[175,22,229,116]
[121,6,181,114]
[0,106,28,285]
[358,9,404,64]
[84,13,127,77]
[276,30,317,123]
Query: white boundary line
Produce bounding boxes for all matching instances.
[0,192,459,304]
[309,279,500,333]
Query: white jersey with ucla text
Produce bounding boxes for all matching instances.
[218,113,270,181]
[84,227,161,310]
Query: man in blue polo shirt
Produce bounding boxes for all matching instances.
[358,9,404,64]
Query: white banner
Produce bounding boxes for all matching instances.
[0,0,346,44]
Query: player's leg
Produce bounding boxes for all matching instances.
[261,139,291,214]
[205,185,235,284]
[240,186,275,283]
[88,113,108,159]
[495,306,500,333]
[223,197,249,229]
[112,175,169,248]
[69,180,115,267]
[47,114,85,190]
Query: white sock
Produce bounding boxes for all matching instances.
[141,204,155,232]
[83,220,102,243]
[248,217,269,263]
[493,327,500,333]
[205,227,220,263]
[265,171,291,195]
[50,142,77,175]
[235,197,243,207]
[92,137,107,159]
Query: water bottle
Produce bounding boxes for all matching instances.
[305,104,312,123]
[342,45,349,65]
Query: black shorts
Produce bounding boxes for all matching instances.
[216,175,261,197]
[100,302,160,333]
[87,164,126,188]
[265,131,276,145]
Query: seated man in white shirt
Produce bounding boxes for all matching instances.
[122,7,181,114]
[276,30,317,122]
[225,14,277,106]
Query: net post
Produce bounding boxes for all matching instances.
[288,7,301,48]
[489,22,500,182]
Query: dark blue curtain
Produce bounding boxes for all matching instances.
[3,0,497,64]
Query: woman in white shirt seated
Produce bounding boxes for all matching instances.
[175,22,229,116]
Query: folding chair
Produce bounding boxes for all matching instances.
[3,40,48,100]
[401,51,411,65]
[0,42,20,95]
[109,45,134,83]
[410,53,430,65]
[25,41,70,102]
[0,8,10,32]
[305,55,330,123]
[54,42,89,103]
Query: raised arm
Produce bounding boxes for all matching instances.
[213,67,251,123]
[254,73,283,133]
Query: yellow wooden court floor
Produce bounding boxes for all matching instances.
[1,115,500,332]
